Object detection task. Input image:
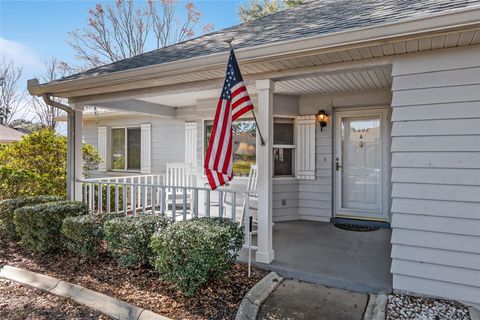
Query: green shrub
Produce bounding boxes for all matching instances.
[14,201,88,252]
[0,167,53,200]
[150,218,244,296]
[0,195,63,239]
[104,214,170,267]
[0,128,101,197]
[61,213,123,258]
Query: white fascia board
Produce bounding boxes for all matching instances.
[29,7,480,97]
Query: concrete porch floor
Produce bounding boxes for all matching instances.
[239,220,392,294]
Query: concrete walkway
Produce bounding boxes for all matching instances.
[258,279,369,320]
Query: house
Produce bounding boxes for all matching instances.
[0,124,25,145]
[29,0,480,308]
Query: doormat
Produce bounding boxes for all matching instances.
[334,223,380,232]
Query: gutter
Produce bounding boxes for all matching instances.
[27,6,480,98]
[27,79,73,114]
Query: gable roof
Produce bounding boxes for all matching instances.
[58,0,479,83]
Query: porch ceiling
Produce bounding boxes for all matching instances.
[275,65,392,95]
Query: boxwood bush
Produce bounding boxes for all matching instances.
[0,195,63,239]
[103,214,170,267]
[62,213,124,258]
[14,201,88,252]
[150,218,244,296]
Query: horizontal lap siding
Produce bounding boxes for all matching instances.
[83,116,185,176]
[390,45,480,306]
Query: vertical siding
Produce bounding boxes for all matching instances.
[298,90,392,221]
[390,45,480,307]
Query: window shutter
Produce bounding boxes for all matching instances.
[184,122,197,166]
[98,126,108,172]
[141,123,151,173]
[295,115,316,180]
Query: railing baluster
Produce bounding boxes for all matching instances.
[115,184,119,214]
[232,192,236,222]
[205,190,210,218]
[137,177,141,209]
[182,188,187,221]
[132,185,137,216]
[122,184,127,215]
[97,184,103,213]
[193,189,198,218]
[141,185,146,215]
[106,183,111,214]
[171,187,176,222]
[161,187,166,214]
[151,186,156,215]
[89,183,94,212]
[219,190,224,218]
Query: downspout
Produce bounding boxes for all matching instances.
[42,94,77,201]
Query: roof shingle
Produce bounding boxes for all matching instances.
[58,0,479,82]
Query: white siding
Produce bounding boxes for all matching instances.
[298,90,392,221]
[390,45,480,307]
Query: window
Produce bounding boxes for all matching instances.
[273,118,295,177]
[111,127,141,171]
[204,119,256,177]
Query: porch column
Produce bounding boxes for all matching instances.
[255,79,274,264]
[67,103,84,201]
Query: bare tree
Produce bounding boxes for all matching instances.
[238,0,304,22]
[0,58,27,125]
[68,0,209,69]
[30,58,70,130]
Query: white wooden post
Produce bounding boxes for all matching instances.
[255,79,275,264]
[74,106,83,201]
[67,103,84,201]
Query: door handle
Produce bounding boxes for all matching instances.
[336,157,342,171]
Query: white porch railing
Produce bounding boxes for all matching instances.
[78,175,254,244]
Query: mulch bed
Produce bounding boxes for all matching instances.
[0,278,111,320]
[0,240,267,320]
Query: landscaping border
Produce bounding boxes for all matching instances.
[0,265,171,320]
[235,271,283,320]
[363,293,388,320]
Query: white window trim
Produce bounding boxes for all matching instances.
[110,126,142,173]
[273,117,296,178]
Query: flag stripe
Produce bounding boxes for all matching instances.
[204,50,253,190]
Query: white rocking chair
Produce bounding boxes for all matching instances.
[222,164,258,225]
[165,163,194,213]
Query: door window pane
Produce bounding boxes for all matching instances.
[341,116,381,211]
[111,128,126,170]
[274,123,294,145]
[127,128,141,170]
[273,148,293,176]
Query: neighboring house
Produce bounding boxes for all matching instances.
[30,0,480,308]
[0,124,25,145]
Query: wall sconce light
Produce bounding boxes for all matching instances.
[316,109,329,131]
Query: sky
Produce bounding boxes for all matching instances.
[0,0,243,119]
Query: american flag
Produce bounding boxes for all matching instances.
[204,49,254,190]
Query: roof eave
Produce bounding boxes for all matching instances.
[27,6,480,98]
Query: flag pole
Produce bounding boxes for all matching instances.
[225,38,266,146]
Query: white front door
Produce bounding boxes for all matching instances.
[334,109,388,221]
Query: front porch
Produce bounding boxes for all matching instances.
[240,220,392,294]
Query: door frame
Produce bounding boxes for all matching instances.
[333,107,390,222]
